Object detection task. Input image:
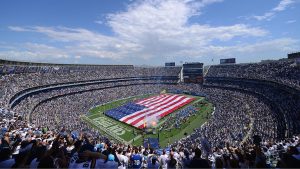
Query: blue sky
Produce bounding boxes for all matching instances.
[0,0,299,65]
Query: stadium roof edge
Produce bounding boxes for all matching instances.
[0,59,133,67]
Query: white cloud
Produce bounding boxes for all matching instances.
[253,12,275,21]
[273,0,294,11]
[99,0,266,60]
[94,20,103,25]
[24,43,69,58]
[253,0,295,21]
[74,55,81,59]
[0,42,70,62]
[8,26,31,32]
[3,0,296,65]
[207,38,298,56]
[286,20,296,23]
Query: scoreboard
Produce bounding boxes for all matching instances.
[220,58,236,64]
[165,62,175,67]
[182,62,203,84]
[288,52,300,59]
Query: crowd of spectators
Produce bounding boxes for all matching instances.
[0,66,181,108]
[173,87,276,147]
[205,59,300,138]
[28,81,277,151]
[30,84,176,132]
[11,79,176,120]
[0,108,14,122]
[1,106,299,168]
[0,60,299,168]
[206,59,300,89]
[205,79,300,137]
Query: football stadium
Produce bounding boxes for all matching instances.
[1,0,300,168]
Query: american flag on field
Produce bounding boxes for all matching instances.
[105,94,195,129]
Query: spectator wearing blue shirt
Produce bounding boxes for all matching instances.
[147,156,159,169]
[131,149,142,168]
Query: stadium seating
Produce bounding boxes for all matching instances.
[0,59,299,168]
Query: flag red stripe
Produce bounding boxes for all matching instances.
[124,95,184,124]
[136,94,166,104]
[129,96,189,126]
[137,98,194,128]
[121,95,178,123]
[140,94,173,107]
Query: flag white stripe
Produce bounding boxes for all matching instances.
[133,97,192,127]
[136,94,166,104]
[119,94,177,122]
[140,94,174,107]
[138,94,169,105]
[126,95,185,124]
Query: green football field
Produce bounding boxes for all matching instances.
[82,92,213,147]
